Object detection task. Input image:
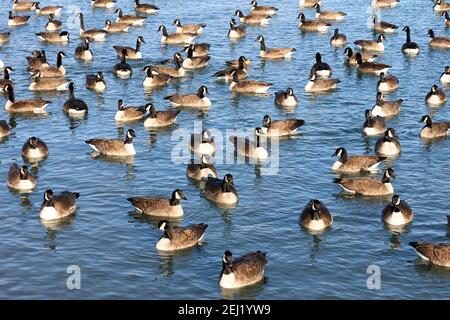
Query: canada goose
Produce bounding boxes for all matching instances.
[313,4,347,21]
[156,220,208,252]
[434,0,450,11]
[104,19,131,33]
[28,71,70,91]
[401,26,420,55]
[39,190,79,221]
[91,0,116,9]
[250,0,278,16]
[372,0,399,8]
[260,115,304,137]
[45,14,62,31]
[150,53,185,78]
[22,136,49,160]
[332,147,384,173]
[165,86,211,107]
[134,0,159,14]
[182,43,210,57]
[296,13,331,32]
[219,250,267,289]
[35,4,63,16]
[230,128,269,159]
[425,85,446,105]
[143,104,180,128]
[354,34,386,52]
[229,70,272,94]
[173,19,205,34]
[442,11,450,27]
[371,92,403,117]
[75,38,93,61]
[63,82,88,116]
[305,73,340,92]
[0,67,14,92]
[186,155,218,180]
[382,195,413,226]
[256,35,296,59]
[77,12,107,41]
[214,57,248,81]
[344,47,377,66]
[112,49,132,79]
[371,15,398,33]
[190,130,216,155]
[274,88,298,107]
[4,84,49,113]
[204,174,238,205]
[234,10,271,25]
[158,25,196,45]
[427,29,450,49]
[334,168,395,196]
[127,189,186,217]
[362,109,386,136]
[115,9,146,27]
[419,115,450,139]
[0,32,11,44]
[37,51,66,77]
[86,71,106,92]
[374,128,401,156]
[409,242,450,267]
[440,66,450,83]
[300,199,333,231]
[0,120,12,138]
[12,0,37,11]
[36,31,69,43]
[182,45,210,69]
[27,50,49,70]
[356,53,390,75]
[228,18,246,39]
[114,99,146,122]
[86,129,136,156]
[226,57,251,69]
[377,73,399,93]
[7,163,36,191]
[310,52,332,78]
[299,0,321,8]
[8,11,30,26]
[330,29,347,47]
[113,36,145,59]
[142,66,171,87]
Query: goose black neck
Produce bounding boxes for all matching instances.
[221,181,232,193]
[7,86,14,102]
[136,38,141,52]
[197,87,204,98]
[69,86,75,100]
[315,5,321,13]
[259,38,266,52]
[405,28,411,43]
[339,149,348,162]
[169,196,180,206]
[4,69,10,80]
[238,59,244,70]
[124,134,133,144]
[79,13,85,31]
[57,54,63,68]
[163,226,173,240]
[256,134,260,148]
[120,54,126,64]
[161,26,168,36]
[222,261,232,275]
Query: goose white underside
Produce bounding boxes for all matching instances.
[403,47,420,56]
[191,142,216,155]
[363,127,385,136]
[8,179,36,191]
[46,23,61,31]
[316,69,331,78]
[377,142,400,156]
[305,219,328,231]
[8,20,28,26]
[378,82,397,92]
[79,51,93,61]
[115,69,131,79]
[426,95,446,105]
[219,271,264,289]
[91,82,106,92]
[384,211,411,226]
[279,95,298,106]
[228,29,244,39]
[440,74,450,83]
[39,206,59,220]
[68,108,87,116]
[212,192,238,205]
[370,105,385,117]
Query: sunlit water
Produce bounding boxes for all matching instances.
[0,0,449,299]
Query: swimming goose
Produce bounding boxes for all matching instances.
[344,47,377,66]
[37,51,66,77]
[204,174,239,205]
[299,0,321,8]
[75,38,93,61]
[371,15,398,33]
[434,0,450,11]
[27,50,49,70]
[0,120,12,138]
[371,92,403,117]
[156,220,208,252]
[219,250,267,289]
[173,19,205,34]
[91,0,116,8]
[86,129,136,156]
[297,13,331,32]
[143,104,180,128]
[257,35,296,59]
[150,53,185,78]
[274,88,298,107]
[377,72,399,92]
[4,84,49,113]
[427,29,450,49]
[230,128,269,159]
[362,109,386,136]
[440,66,450,83]
[0,32,11,44]
[304,73,340,92]
[409,242,450,267]
[142,66,171,87]
[104,19,131,33]
[112,50,132,79]
[165,86,211,107]
[63,82,88,116]
[310,52,332,77]
[7,163,36,191]
[0,67,14,92]
[229,70,272,94]
[127,189,186,217]
[425,85,446,105]
[259,115,304,136]
[190,130,216,155]
[36,31,69,43]
[158,25,197,44]
[356,53,390,75]
[186,155,218,180]
[134,0,159,14]
[442,11,450,27]
[35,4,63,16]
[375,128,401,156]
[354,34,386,52]
[419,115,450,139]
[372,0,399,8]
[300,199,333,231]
[250,0,278,16]
[382,195,413,226]
[28,71,70,91]
[113,36,145,59]
[313,4,347,21]
[334,168,395,196]
[114,99,146,122]
[86,71,106,92]
[45,14,62,31]
[182,43,210,57]
[77,13,107,41]
[228,18,246,39]
[330,29,347,47]
[115,9,146,26]
[401,26,420,55]
[182,45,210,69]
[332,147,384,173]
[8,11,30,26]
[39,190,79,221]
[234,10,271,25]
[22,136,49,160]
[226,57,251,69]
[12,0,37,11]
